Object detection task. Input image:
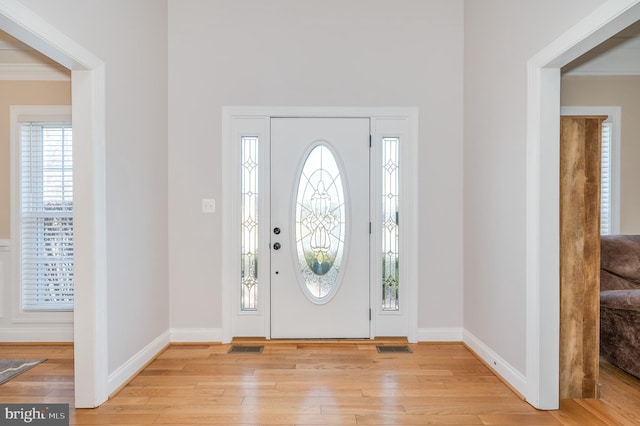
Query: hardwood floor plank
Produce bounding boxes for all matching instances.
[479,413,562,425]
[574,398,640,425]
[145,396,243,405]
[363,388,517,398]
[403,401,540,416]
[117,388,225,397]
[549,400,607,426]
[152,413,358,425]
[355,413,483,425]
[222,388,364,398]
[71,412,158,424]
[320,403,406,415]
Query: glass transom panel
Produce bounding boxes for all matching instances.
[295,144,346,301]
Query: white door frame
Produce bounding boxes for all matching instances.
[0,0,108,408]
[221,107,419,343]
[526,0,640,409]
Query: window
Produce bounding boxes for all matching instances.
[600,121,613,235]
[295,144,346,302]
[241,136,259,311]
[560,106,620,235]
[18,117,73,311]
[381,137,399,311]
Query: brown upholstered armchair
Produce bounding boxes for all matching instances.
[600,235,640,379]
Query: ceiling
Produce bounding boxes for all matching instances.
[562,19,640,76]
[0,29,69,80]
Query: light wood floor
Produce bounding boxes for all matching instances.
[1,341,639,425]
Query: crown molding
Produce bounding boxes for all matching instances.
[0,62,69,80]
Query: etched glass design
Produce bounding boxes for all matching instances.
[241,136,259,311]
[295,144,345,300]
[382,137,399,311]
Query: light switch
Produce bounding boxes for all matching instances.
[202,198,216,213]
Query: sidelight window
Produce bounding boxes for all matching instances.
[381,137,399,311]
[241,136,259,311]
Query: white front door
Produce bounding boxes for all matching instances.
[270,118,370,338]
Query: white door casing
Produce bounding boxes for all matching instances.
[221,107,418,343]
[270,118,370,338]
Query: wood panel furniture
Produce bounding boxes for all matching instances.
[559,115,606,399]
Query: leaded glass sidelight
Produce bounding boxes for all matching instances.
[295,144,346,301]
[241,136,259,311]
[382,137,399,311]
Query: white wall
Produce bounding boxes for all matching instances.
[17,0,169,373]
[463,0,607,378]
[168,0,464,335]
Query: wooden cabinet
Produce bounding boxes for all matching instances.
[559,115,606,399]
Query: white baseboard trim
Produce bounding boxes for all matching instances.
[0,328,73,342]
[463,329,527,397]
[170,328,224,343]
[171,328,460,343]
[416,327,463,342]
[107,330,170,396]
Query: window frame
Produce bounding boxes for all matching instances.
[560,106,621,235]
[10,105,73,323]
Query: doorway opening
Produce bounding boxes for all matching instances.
[0,2,107,408]
[527,0,640,410]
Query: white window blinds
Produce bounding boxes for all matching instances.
[601,122,612,235]
[20,121,74,311]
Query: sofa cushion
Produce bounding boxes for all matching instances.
[601,270,639,291]
[600,289,640,379]
[601,235,640,287]
[601,289,640,312]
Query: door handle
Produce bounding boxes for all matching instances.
[273,242,281,250]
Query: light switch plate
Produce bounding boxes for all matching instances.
[202,198,215,213]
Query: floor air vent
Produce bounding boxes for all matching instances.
[228,345,264,354]
[376,345,412,353]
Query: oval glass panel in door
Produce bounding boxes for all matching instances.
[295,144,346,301]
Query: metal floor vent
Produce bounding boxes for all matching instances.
[228,345,264,354]
[376,345,412,353]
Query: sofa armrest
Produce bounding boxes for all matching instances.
[601,289,640,312]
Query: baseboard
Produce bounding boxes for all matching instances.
[169,328,461,343]
[463,329,527,397]
[416,327,464,342]
[170,328,224,343]
[0,328,73,342]
[107,330,170,396]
